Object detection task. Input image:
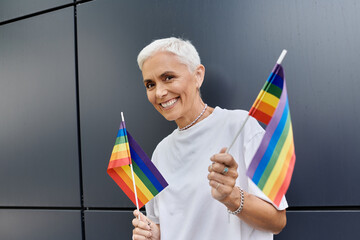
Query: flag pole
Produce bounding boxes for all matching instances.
[277,49,287,65]
[121,112,141,220]
[226,49,287,154]
[226,115,250,154]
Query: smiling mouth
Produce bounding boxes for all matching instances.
[160,98,179,108]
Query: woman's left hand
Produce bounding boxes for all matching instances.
[207,147,287,234]
[207,147,239,203]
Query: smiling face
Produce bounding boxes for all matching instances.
[142,51,205,128]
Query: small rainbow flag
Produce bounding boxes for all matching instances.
[246,63,296,207]
[107,120,168,208]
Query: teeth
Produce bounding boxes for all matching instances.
[161,98,178,108]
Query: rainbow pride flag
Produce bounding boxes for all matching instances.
[107,120,168,208]
[247,63,296,207]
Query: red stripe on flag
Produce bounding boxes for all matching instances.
[249,107,271,125]
[108,158,131,168]
[107,168,145,208]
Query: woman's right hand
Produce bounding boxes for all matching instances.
[132,210,160,240]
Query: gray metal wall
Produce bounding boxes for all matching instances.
[1,0,359,239]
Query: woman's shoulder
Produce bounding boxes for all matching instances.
[214,106,264,134]
[152,129,176,154]
[214,106,249,121]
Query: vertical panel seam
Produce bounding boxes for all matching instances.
[73,1,86,240]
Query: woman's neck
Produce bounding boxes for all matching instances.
[176,103,214,130]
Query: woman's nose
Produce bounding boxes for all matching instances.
[155,84,168,98]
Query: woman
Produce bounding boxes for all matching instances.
[132,37,287,240]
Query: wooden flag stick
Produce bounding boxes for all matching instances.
[226,49,287,154]
[121,112,140,220]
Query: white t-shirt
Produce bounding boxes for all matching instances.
[146,107,288,240]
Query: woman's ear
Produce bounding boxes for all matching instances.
[194,64,205,89]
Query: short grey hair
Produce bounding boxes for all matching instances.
[137,37,201,72]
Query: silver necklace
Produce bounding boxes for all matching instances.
[179,104,208,131]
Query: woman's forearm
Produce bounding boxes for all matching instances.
[222,188,286,234]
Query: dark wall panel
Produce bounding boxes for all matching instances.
[0,8,80,207]
[84,211,136,240]
[0,209,82,240]
[276,1,360,207]
[78,0,360,208]
[275,211,360,240]
[77,0,174,208]
[0,0,72,23]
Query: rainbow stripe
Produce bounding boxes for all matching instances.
[247,64,296,207]
[249,65,283,125]
[107,122,168,208]
[108,121,132,167]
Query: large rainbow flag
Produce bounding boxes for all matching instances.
[247,63,296,207]
[107,120,168,208]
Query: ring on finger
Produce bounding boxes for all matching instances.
[222,167,229,174]
[216,182,220,190]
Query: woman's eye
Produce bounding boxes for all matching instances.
[165,75,174,81]
[146,83,155,89]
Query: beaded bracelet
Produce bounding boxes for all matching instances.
[227,186,244,215]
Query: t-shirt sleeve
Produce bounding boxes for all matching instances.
[145,198,160,224]
[243,118,288,210]
[145,147,160,224]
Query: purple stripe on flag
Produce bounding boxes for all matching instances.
[120,121,126,129]
[127,131,168,188]
[247,82,288,178]
[272,64,284,80]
